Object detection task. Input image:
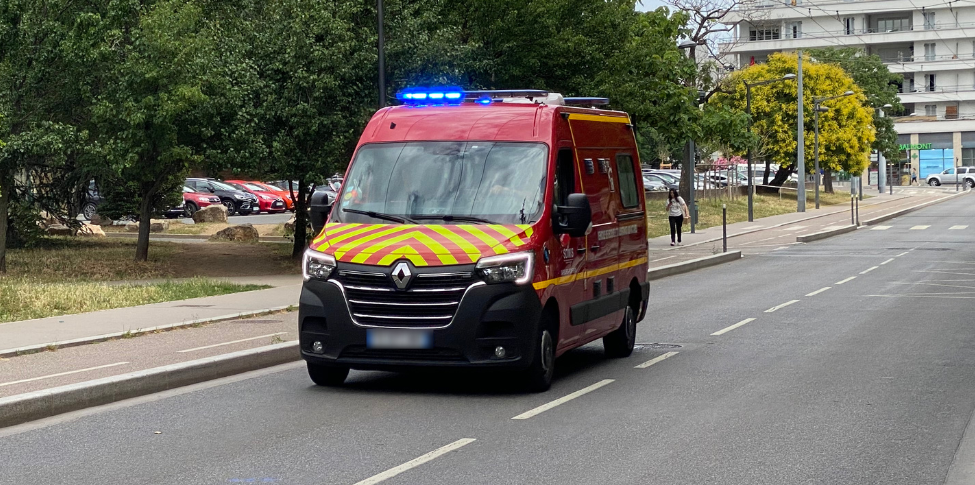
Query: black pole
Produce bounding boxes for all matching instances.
[855,197,859,226]
[377,0,386,108]
[746,85,754,222]
[722,204,727,253]
[851,196,855,225]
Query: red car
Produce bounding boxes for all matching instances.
[166,186,222,218]
[225,180,287,214]
[243,181,296,211]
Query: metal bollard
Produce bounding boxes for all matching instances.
[851,196,855,225]
[722,204,727,253]
[855,197,859,226]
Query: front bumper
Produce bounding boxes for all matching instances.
[298,278,542,371]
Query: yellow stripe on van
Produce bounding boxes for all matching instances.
[459,225,509,255]
[566,113,630,123]
[428,225,482,263]
[333,225,412,259]
[532,257,648,290]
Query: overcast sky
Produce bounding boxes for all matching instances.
[635,0,670,12]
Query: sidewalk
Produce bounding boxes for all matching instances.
[0,188,959,357]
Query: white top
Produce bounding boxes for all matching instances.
[667,196,686,217]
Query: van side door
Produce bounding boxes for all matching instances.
[576,150,622,336]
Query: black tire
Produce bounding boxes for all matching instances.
[929,179,940,186]
[238,207,253,216]
[307,362,349,387]
[183,201,198,218]
[82,202,97,221]
[603,306,636,358]
[523,316,556,392]
[966,179,974,189]
[222,199,237,215]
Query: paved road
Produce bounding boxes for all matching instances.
[5,194,975,484]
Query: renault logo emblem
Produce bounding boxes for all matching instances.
[391,261,412,290]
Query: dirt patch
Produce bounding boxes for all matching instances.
[165,242,298,278]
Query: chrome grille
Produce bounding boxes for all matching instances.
[336,269,476,327]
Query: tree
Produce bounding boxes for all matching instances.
[88,0,213,261]
[710,52,875,188]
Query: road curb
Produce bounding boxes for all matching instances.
[0,305,293,359]
[0,342,300,429]
[795,225,857,242]
[861,191,968,226]
[647,251,741,281]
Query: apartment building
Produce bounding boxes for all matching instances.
[722,0,975,179]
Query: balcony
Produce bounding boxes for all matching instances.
[886,54,975,73]
[897,85,975,104]
[723,23,975,53]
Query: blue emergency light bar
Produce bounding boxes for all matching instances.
[394,88,610,107]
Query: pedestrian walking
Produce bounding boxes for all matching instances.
[910,167,918,186]
[666,188,689,246]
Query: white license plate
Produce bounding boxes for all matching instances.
[366,329,432,349]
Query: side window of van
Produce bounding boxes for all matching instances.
[616,154,639,208]
[554,148,575,206]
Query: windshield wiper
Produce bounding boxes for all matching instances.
[342,208,418,224]
[412,214,497,224]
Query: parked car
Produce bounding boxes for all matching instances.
[239,181,296,211]
[643,175,668,192]
[179,186,222,217]
[184,178,257,216]
[81,180,103,221]
[643,173,676,191]
[225,180,287,214]
[927,166,975,187]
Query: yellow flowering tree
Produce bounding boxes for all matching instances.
[711,52,875,190]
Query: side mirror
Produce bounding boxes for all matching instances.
[207,187,215,193]
[554,193,592,238]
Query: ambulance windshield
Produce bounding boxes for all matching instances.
[336,142,548,225]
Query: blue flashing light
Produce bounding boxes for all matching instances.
[476,96,493,105]
[395,86,465,106]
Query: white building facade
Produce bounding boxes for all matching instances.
[723,0,975,180]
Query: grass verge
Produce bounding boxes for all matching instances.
[0,278,269,323]
[646,191,860,239]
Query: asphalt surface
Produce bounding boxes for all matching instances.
[6,193,975,484]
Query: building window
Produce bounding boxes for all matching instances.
[844,17,855,35]
[924,12,936,30]
[787,21,802,39]
[963,148,975,166]
[926,74,937,91]
[924,43,936,61]
[877,17,910,32]
[749,27,780,41]
[925,105,937,116]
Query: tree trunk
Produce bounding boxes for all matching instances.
[291,179,310,260]
[0,173,11,274]
[135,196,153,262]
[824,169,834,194]
[763,160,771,186]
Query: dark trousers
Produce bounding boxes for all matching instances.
[669,215,683,243]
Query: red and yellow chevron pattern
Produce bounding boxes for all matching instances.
[310,223,535,267]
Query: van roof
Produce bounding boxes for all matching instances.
[358,103,630,145]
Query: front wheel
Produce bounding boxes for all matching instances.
[929,179,941,186]
[307,362,349,387]
[603,306,636,358]
[966,179,974,189]
[82,202,97,221]
[183,201,198,218]
[522,321,556,392]
[222,199,237,215]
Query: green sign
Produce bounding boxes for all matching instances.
[899,143,932,150]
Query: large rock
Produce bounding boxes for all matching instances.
[125,223,140,232]
[284,215,297,232]
[209,224,260,243]
[46,224,73,236]
[124,222,167,233]
[78,225,106,238]
[90,213,113,226]
[193,204,228,223]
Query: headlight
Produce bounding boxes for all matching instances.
[476,251,534,285]
[303,249,336,281]
[233,194,245,200]
[259,194,272,201]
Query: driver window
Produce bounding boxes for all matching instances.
[555,148,575,206]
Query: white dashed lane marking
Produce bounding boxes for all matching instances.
[835,276,857,285]
[950,225,969,230]
[880,258,895,265]
[871,226,892,231]
[635,351,679,369]
[860,266,879,275]
[806,287,831,297]
[910,225,930,230]
[511,379,615,420]
[765,300,800,313]
[711,319,756,336]
[352,438,477,485]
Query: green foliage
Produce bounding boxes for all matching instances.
[807,47,903,160]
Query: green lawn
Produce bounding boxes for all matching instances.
[647,191,861,239]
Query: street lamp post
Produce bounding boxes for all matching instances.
[744,73,796,222]
[812,90,855,209]
[876,104,893,194]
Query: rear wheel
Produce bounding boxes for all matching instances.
[307,362,349,386]
[603,306,636,358]
[522,317,556,392]
[82,202,97,221]
[183,202,198,218]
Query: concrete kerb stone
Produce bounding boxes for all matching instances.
[647,251,742,281]
[105,233,290,242]
[0,341,300,429]
[860,191,968,226]
[0,305,293,359]
[795,225,857,243]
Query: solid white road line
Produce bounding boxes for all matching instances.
[910,225,931,230]
[0,362,129,388]
[860,266,879,275]
[635,351,679,369]
[765,300,800,313]
[835,276,857,285]
[711,318,756,336]
[880,258,895,265]
[352,438,477,485]
[177,333,287,353]
[950,225,969,230]
[871,226,892,231]
[773,246,789,251]
[649,255,676,263]
[512,379,615,420]
[896,251,910,257]
[806,287,831,297]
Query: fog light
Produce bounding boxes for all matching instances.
[312,341,324,354]
[494,346,506,358]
